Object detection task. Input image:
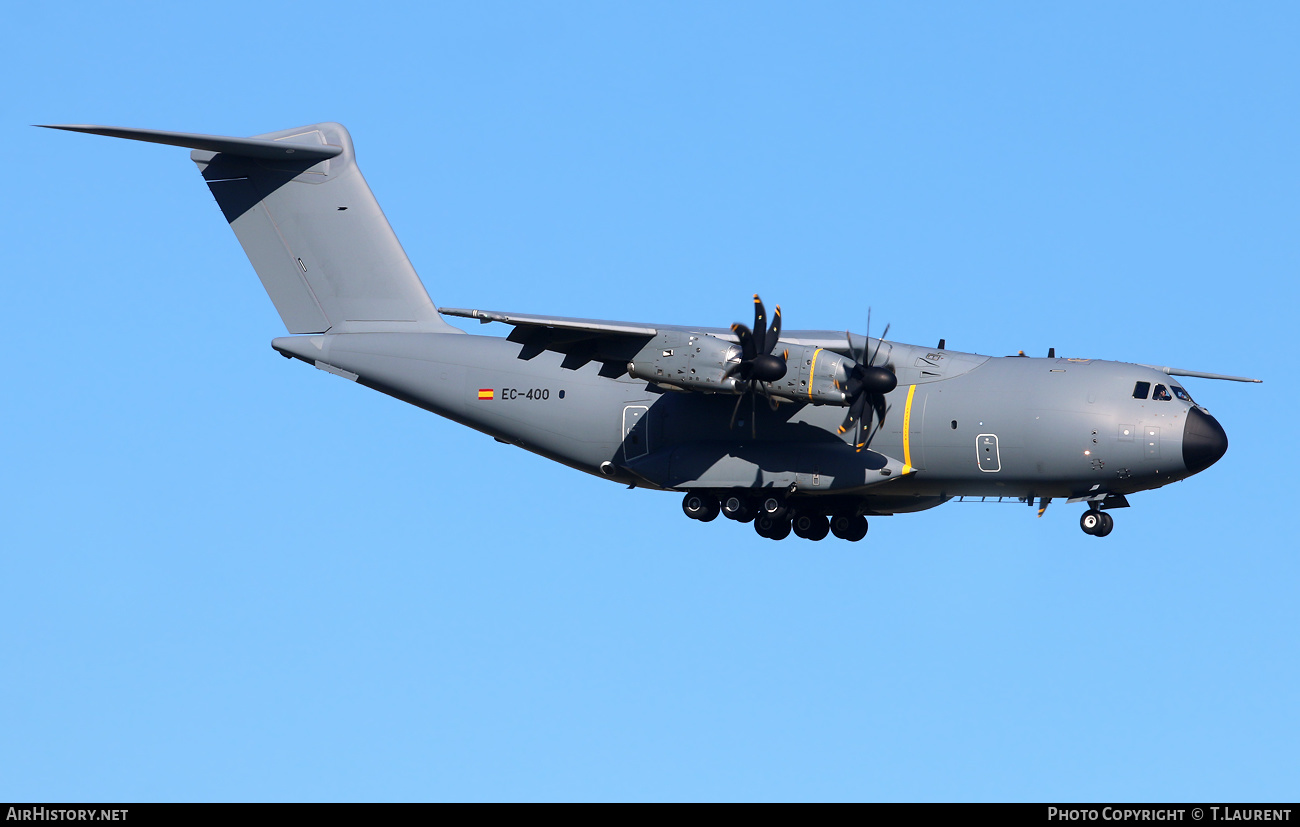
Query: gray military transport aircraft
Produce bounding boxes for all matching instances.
[43,122,1261,541]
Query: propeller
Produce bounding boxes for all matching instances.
[836,313,898,452]
[724,294,788,437]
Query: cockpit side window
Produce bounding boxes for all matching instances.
[1153,383,1172,401]
[1133,381,1151,399]
[1172,385,1193,402]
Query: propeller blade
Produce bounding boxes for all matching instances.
[729,384,748,431]
[752,295,768,355]
[838,392,867,435]
[750,386,757,439]
[869,323,891,367]
[863,308,872,363]
[768,305,782,354]
[732,323,757,361]
[860,419,878,452]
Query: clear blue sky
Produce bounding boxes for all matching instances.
[3,2,1296,802]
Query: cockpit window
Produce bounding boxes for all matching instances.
[1172,385,1193,402]
[1133,381,1151,399]
[1153,384,1172,401]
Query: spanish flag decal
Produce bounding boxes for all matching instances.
[477,388,494,400]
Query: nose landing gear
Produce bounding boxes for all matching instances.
[1079,508,1114,537]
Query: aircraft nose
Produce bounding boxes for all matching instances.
[1182,407,1228,474]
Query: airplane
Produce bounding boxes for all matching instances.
[41,121,1262,541]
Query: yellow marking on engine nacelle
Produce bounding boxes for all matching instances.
[808,348,823,401]
[902,384,917,473]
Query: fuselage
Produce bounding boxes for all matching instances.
[44,120,1245,538]
[272,330,1228,516]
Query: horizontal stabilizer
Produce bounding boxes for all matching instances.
[37,124,343,162]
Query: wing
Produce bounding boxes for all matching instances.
[440,306,855,374]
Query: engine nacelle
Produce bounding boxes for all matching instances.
[627,334,872,407]
[763,343,854,405]
[627,332,743,392]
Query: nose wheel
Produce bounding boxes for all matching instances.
[1079,510,1114,537]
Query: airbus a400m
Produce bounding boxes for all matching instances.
[44,122,1261,541]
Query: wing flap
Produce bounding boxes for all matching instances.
[440,307,657,336]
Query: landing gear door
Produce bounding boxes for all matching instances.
[977,433,1001,472]
[622,405,650,461]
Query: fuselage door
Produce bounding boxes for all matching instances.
[623,405,650,460]
[977,433,1001,472]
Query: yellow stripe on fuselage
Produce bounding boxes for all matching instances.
[902,384,917,473]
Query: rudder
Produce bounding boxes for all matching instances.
[193,122,459,335]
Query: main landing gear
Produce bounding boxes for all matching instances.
[1079,507,1114,537]
[681,492,868,542]
[681,492,719,522]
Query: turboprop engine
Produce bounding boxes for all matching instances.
[626,335,854,402]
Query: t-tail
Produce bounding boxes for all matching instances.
[39,123,463,336]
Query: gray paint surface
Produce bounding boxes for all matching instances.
[46,121,1259,536]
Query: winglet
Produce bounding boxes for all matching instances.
[36,124,343,162]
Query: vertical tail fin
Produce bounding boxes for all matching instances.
[41,122,463,335]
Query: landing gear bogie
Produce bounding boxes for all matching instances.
[721,493,755,523]
[682,492,720,522]
[754,514,791,540]
[758,495,788,522]
[830,514,868,542]
[792,512,830,541]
